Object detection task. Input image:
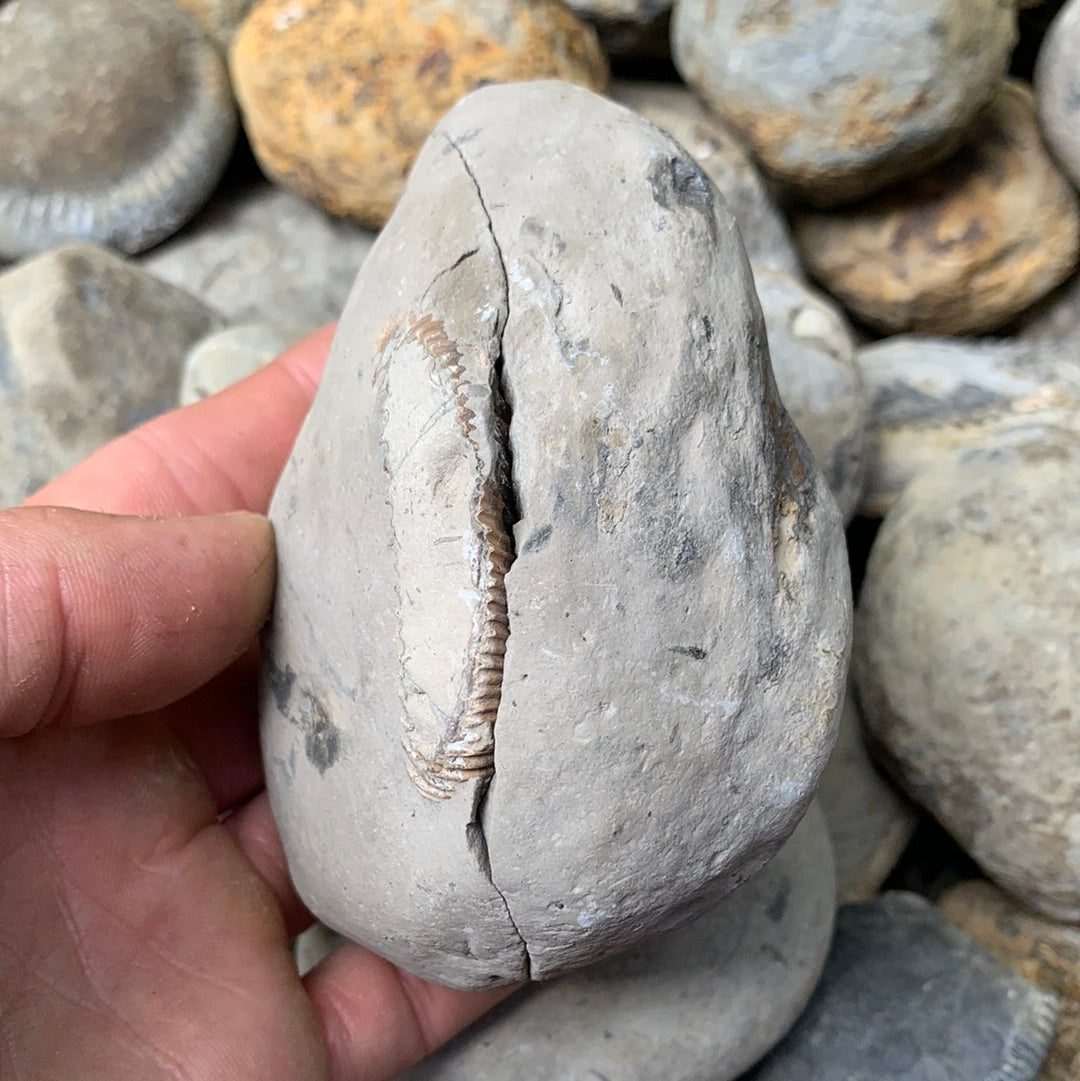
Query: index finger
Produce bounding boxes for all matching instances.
[25,324,334,517]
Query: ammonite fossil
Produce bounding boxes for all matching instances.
[261,81,851,989]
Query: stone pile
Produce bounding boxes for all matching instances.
[2,0,1080,1077]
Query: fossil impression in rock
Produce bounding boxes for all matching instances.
[261,81,851,990]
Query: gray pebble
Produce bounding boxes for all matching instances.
[855,334,1080,517]
[818,689,919,905]
[179,321,304,406]
[609,80,802,277]
[671,0,1017,205]
[754,270,867,521]
[1036,0,1080,189]
[0,244,221,506]
[142,180,376,330]
[402,805,836,1081]
[262,81,850,989]
[854,426,1080,921]
[0,0,236,260]
[746,892,1058,1081]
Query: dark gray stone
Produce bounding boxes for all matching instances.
[0,0,236,259]
[0,244,221,506]
[747,892,1059,1081]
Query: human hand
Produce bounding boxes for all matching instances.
[0,326,513,1080]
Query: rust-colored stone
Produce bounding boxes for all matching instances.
[793,81,1080,335]
[229,0,607,228]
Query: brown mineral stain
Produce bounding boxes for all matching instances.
[229,0,607,228]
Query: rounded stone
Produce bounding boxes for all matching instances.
[940,879,1080,1081]
[754,271,868,521]
[1036,0,1080,189]
[855,334,1080,517]
[0,0,237,260]
[670,0,1017,206]
[853,425,1080,921]
[793,81,1080,336]
[609,80,802,277]
[167,0,256,49]
[179,322,304,406]
[401,805,836,1081]
[747,892,1059,1081]
[818,690,919,905]
[261,81,851,989]
[229,0,608,230]
[141,180,377,329]
[0,244,221,506]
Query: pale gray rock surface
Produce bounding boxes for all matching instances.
[262,81,851,989]
[142,181,376,329]
[0,0,236,260]
[754,271,867,521]
[818,691,919,904]
[179,321,303,405]
[856,335,1080,517]
[1036,0,1080,189]
[671,0,1017,205]
[0,244,221,507]
[402,805,836,1081]
[609,81,801,277]
[854,426,1080,921]
[747,892,1058,1081]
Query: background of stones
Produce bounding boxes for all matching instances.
[2,0,1079,1077]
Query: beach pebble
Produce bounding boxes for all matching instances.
[670,0,1017,205]
[754,271,867,521]
[0,244,220,507]
[0,0,236,260]
[141,180,376,329]
[167,0,256,48]
[402,805,836,1081]
[292,922,346,978]
[229,0,607,229]
[1036,0,1080,188]
[855,334,1080,517]
[818,691,919,905]
[746,892,1058,1081]
[262,81,850,989]
[853,426,1080,921]
[179,321,303,406]
[609,80,801,277]
[940,879,1080,1081]
[794,81,1080,336]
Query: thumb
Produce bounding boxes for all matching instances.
[0,506,275,737]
